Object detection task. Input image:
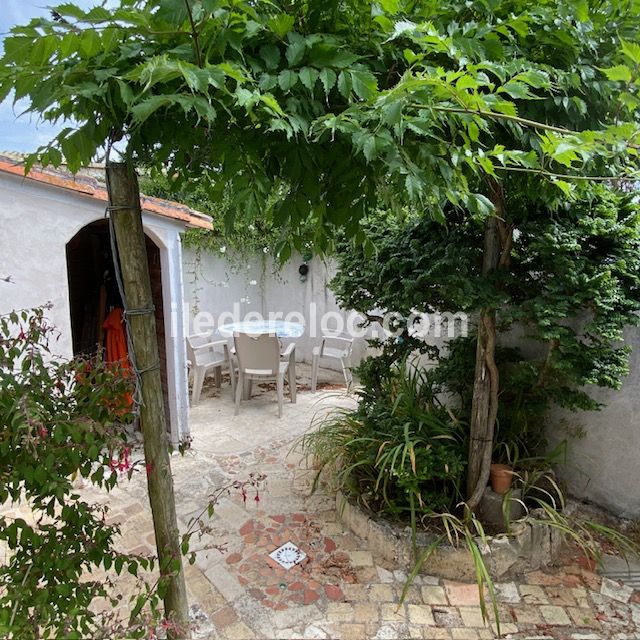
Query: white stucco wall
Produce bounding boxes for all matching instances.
[181,248,373,367]
[546,326,640,518]
[0,171,190,444]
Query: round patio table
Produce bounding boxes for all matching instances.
[217,319,305,338]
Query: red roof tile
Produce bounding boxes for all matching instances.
[0,155,213,230]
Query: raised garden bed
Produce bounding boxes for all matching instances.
[336,490,572,581]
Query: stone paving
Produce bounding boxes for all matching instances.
[5,365,640,639]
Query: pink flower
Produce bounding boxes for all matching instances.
[38,426,48,439]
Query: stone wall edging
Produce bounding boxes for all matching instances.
[336,490,572,581]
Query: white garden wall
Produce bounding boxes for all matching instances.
[547,326,640,518]
[181,248,372,368]
[182,246,640,517]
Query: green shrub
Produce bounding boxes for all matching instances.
[0,307,152,638]
[304,362,466,519]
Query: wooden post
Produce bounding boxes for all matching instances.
[105,162,189,635]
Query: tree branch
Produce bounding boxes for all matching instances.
[183,0,203,68]
[407,103,640,150]
[494,165,638,182]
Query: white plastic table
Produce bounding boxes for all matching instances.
[218,320,304,401]
[217,320,305,338]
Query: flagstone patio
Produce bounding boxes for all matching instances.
[40,367,640,638]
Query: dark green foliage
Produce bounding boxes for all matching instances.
[331,186,640,461]
[0,308,152,638]
[139,171,302,260]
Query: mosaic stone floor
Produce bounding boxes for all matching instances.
[3,366,640,639]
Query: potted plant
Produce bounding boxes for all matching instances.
[489,463,514,494]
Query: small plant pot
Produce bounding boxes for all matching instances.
[490,463,514,495]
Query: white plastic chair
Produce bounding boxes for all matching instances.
[233,332,296,417]
[186,333,236,405]
[311,333,354,392]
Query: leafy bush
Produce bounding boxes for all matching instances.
[331,186,640,462]
[0,307,153,638]
[304,362,467,519]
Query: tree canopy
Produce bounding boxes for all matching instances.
[331,186,640,451]
[1,0,638,256]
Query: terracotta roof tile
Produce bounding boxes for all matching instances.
[0,154,213,230]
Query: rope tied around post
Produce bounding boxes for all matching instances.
[104,204,162,413]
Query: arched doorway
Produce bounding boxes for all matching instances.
[65,219,170,430]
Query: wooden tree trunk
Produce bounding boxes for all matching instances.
[466,181,511,511]
[105,162,189,636]
[465,217,500,509]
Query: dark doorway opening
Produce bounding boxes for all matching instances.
[65,219,171,430]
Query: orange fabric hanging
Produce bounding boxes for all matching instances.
[103,307,133,409]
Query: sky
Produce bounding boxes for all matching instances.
[0,0,113,153]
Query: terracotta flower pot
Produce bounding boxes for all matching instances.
[489,463,514,495]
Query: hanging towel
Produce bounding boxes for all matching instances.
[102,307,133,410]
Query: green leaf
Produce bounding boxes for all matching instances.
[130,95,172,124]
[552,179,574,197]
[337,70,352,98]
[467,193,495,217]
[455,75,478,91]
[259,44,280,70]
[498,81,533,100]
[3,36,35,62]
[599,65,632,82]
[79,30,101,58]
[381,101,402,125]
[156,0,188,25]
[29,35,58,66]
[286,34,306,66]
[319,68,337,95]
[311,46,360,68]
[260,94,284,115]
[299,67,319,91]
[512,70,550,89]
[258,73,278,91]
[573,0,589,22]
[362,134,377,162]
[53,3,87,19]
[268,14,295,38]
[621,39,640,65]
[349,69,377,100]
[277,69,298,91]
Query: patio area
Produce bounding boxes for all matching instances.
[70,367,640,640]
